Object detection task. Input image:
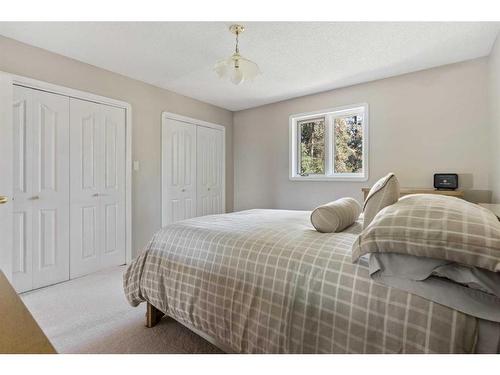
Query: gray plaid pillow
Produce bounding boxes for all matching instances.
[353,194,500,272]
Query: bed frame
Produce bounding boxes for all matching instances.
[145,302,164,328]
[145,302,233,352]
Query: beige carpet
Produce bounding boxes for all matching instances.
[21,266,223,354]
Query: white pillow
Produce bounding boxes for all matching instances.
[310,197,362,233]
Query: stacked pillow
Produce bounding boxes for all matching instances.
[352,193,500,323]
[353,193,500,272]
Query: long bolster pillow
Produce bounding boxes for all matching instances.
[310,197,362,233]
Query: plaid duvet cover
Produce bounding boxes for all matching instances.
[124,209,477,353]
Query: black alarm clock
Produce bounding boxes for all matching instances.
[434,173,458,190]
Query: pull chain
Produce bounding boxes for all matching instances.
[234,31,240,69]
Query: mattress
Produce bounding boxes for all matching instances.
[124,209,485,353]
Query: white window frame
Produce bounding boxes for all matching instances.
[289,103,369,181]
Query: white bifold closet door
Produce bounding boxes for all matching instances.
[12,85,70,292]
[69,98,126,278]
[196,125,223,216]
[162,117,224,226]
[162,119,197,225]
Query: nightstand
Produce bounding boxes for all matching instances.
[478,203,500,220]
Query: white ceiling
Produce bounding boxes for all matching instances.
[0,22,499,111]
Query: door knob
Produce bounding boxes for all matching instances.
[207,187,211,191]
[0,195,8,204]
[181,188,186,192]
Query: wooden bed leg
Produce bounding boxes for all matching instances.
[146,302,165,328]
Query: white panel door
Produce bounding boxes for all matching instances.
[70,99,101,278]
[70,98,126,278]
[99,104,126,269]
[12,86,70,292]
[12,86,33,292]
[31,89,70,289]
[0,73,13,285]
[196,126,223,217]
[162,119,197,226]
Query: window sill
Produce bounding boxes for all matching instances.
[289,175,368,182]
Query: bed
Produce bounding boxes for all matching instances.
[124,209,499,353]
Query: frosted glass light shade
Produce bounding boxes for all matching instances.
[214,53,260,85]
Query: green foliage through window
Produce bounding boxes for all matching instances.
[299,118,325,175]
[334,115,363,173]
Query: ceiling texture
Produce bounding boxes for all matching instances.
[0,22,499,111]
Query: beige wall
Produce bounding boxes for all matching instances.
[233,58,491,211]
[489,35,500,203]
[0,35,234,256]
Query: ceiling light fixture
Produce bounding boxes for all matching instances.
[214,24,260,85]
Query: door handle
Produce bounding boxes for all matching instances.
[0,195,8,204]
[92,193,99,197]
[29,195,40,200]
[181,188,186,192]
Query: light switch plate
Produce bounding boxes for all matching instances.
[133,161,140,171]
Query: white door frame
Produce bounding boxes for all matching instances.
[161,112,226,227]
[0,72,133,274]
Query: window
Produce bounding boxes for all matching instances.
[289,104,368,181]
